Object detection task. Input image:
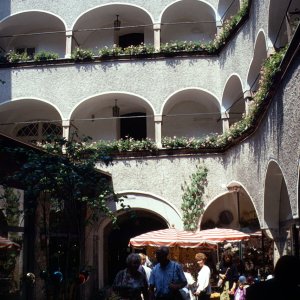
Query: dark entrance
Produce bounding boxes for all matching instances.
[119,33,144,48]
[104,210,167,284]
[120,112,146,140]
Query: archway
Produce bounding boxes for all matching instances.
[264,161,292,257]
[97,191,183,286]
[200,184,259,231]
[104,209,167,284]
[162,88,221,139]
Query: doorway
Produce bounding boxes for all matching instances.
[120,112,146,140]
[119,33,144,48]
[104,210,167,284]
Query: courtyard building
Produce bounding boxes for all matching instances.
[0,0,299,299]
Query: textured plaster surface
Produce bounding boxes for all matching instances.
[6,1,220,26]
[0,0,299,227]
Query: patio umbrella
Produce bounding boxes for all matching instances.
[129,228,217,249]
[197,228,250,243]
[0,236,20,250]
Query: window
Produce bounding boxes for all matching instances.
[16,122,62,143]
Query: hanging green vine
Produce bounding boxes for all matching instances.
[181,165,208,231]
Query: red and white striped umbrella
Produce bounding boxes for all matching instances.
[197,228,250,242]
[0,236,20,249]
[129,228,217,249]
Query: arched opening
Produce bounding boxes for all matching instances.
[161,0,217,43]
[162,89,221,139]
[0,99,63,144]
[104,209,167,284]
[268,0,299,49]
[70,93,155,142]
[0,11,66,57]
[221,74,244,126]
[246,31,267,94]
[200,186,259,231]
[218,0,240,23]
[72,5,153,51]
[264,161,292,257]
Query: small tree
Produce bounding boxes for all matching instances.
[181,165,208,231]
[0,133,118,299]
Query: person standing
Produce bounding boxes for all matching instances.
[139,253,152,283]
[194,253,211,300]
[218,252,238,300]
[112,253,149,300]
[234,276,247,300]
[180,264,196,300]
[149,246,187,300]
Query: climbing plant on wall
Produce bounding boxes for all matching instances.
[181,165,208,231]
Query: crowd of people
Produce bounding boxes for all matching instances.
[110,246,300,300]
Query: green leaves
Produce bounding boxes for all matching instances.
[181,165,208,231]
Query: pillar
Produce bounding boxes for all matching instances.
[153,23,161,51]
[65,30,73,58]
[62,119,70,141]
[154,115,163,148]
[244,90,253,116]
[216,20,223,35]
[221,112,230,133]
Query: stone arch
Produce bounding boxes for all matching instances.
[160,0,218,43]
[246,30,268,93]
[95,191,182,286]
[70,92,156,141]
[264,160,292,256]
[221,73,245,126]
[161,88,221,138]
[268,0,298,49]
[72,4,154,50]
[200,182,260,231]
[0,98,63,141]
[0,10,67,57]
[218,0,240,22]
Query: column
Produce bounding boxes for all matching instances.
[216,20,223,35]
[154,115,163,148]
[62,119,70,141]
[153,23,161,51]
[221,112,230,133]
[65,30,73,58]
[267,46,276,57]
[244,90,253,116]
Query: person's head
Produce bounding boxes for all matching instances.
[238,275,247,287]
[126,253,141,272]
[155,246,169,266]
[222,252,233,265]
[195,252,207,268]
[274,255,300,285]
[139,253,146,265]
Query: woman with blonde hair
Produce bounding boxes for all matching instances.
[194,253,211,300]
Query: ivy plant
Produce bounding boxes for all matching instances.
[181,165,208,231]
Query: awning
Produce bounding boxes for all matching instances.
[129,228,217,249]
[0,236,20,250]
[197,227,250,242]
